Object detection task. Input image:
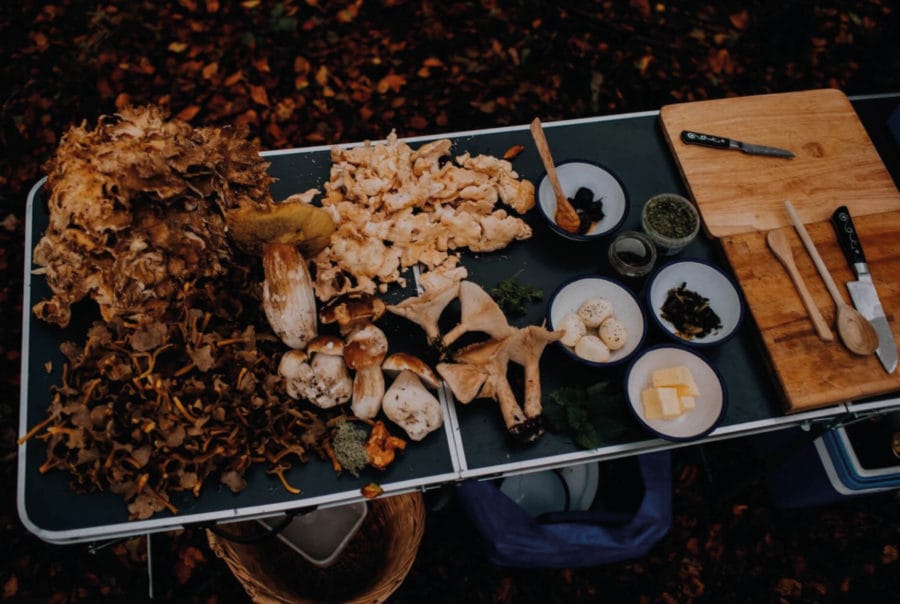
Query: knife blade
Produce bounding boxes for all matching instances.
[680,130,795,159]
[831,205,897,373]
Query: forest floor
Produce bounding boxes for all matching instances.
[2,1,900,602]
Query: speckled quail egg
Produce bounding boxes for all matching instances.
[574,334,611,362]
[598,317,628,351]
[559,312,587,347]
[577,297,614,328]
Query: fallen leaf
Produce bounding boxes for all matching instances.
[248,84,270,106]
[176,105,202,121]
[377,72,406,94]
[729,10,750,30]
[361,482,383,498]
[503,144,525,159]
[175,546,206,584]
[2,574,18,600]
[168,41,188,53]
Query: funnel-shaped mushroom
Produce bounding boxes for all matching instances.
[441,281,514,348]
[504,325,562,419]
[450,338,541,442]
[387,280,460,345]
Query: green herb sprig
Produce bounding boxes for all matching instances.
[489,274,543,318]
[543,381,633,450]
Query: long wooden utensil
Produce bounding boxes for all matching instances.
[766,229,834,342]
[784,200,878,356]
[529,118,581,233]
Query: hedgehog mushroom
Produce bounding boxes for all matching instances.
[441,281,515,349]
[381,353,443,441]
[504,325,562,419]
[343,322,389,419]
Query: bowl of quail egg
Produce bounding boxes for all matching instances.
[546,275,647,368]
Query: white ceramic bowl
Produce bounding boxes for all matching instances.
[546,275,646,367]
[645,258,744,347]
[625,344,727,441]
[536,160,629,241]
[500,470,570,516]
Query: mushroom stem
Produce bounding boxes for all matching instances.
[262,242,317,350]
[352,365,385,419]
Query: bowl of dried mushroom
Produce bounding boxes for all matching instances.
[535,160,630,242]
[645,258,745,348]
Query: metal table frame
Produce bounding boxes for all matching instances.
[18,93,900,545]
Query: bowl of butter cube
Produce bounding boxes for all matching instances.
[624,344,726,441]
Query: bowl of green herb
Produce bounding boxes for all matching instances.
[640,193,700,256]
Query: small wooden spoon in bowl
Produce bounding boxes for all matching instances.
[784,200,878,356]
[529,118,581,234]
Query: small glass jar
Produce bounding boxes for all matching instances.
[608,230,657,278]
[641,193,700,256]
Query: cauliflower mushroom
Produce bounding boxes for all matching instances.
[381,353,443,441]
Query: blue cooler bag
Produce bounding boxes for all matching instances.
[455,451,672,568]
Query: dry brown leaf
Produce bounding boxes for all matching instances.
[377,72,407,94]
[168,41,188,53]
[248,84,270,106]
[176,104,201,121]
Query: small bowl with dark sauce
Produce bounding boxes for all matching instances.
[536,160,629,242]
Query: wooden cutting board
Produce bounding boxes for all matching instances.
[659,89,900,238]
[721,213,900,411]
[660,89,900,412]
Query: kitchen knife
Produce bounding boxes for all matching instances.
[831,205,897,373]
[680,130,795,159]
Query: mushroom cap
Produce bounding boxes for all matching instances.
[320,292,386,332]
[306,335,344,356]
[343,323,389,369]
[383,352,440,389]
[436,362,487,404]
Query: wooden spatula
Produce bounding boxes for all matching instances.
[529,118,581,234]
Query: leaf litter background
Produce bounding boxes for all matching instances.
[1,1,900,602]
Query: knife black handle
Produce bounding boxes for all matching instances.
[681,130,730,149]
[831,205,867,267]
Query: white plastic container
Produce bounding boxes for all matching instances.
[258,501,368,568]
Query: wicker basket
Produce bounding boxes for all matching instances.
[207,492,425,604]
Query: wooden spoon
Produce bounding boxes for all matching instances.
[784,200,878,356]
[529,118,581,234]
[766,229,834,342]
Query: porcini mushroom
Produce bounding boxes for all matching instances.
[320,292,386,336]
[225,199,336,350]
[262,242,318,350]
[344,323,389,419]
[381,352,443,441]
[441,280,515,348]
[277,338,352,409]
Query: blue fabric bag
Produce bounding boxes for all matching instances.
[455,451,672,568]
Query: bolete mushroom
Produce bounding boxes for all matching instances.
[277,336,353,409]
[225,198,336,350]
[381,352,443,441]
[441,280,514,348]
[344,322,389,419]
[320,292,387,336]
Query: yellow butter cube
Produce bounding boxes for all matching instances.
[652,366,700,397]
[679,395,696,411]
[641,388,664,420]
[657,387,682,418]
